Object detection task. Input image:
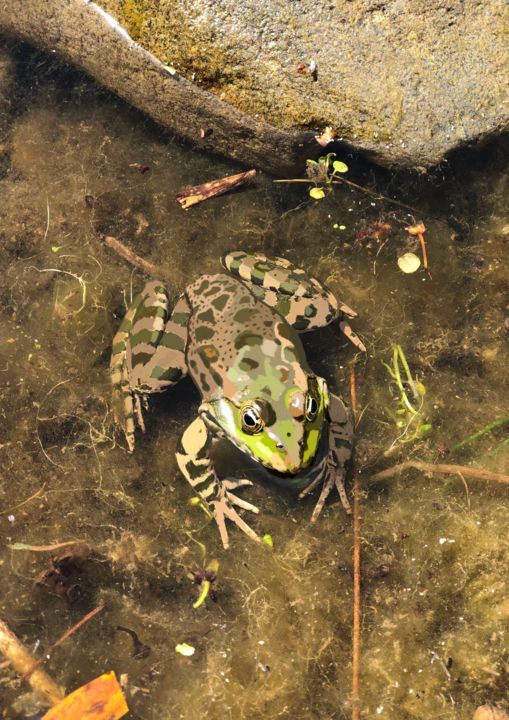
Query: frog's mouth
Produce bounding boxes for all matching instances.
[260,432,328,489]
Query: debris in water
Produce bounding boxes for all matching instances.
[175,643,195,657]
[397,252,421,273]
[116,626,151,660]
[175,169,257,210]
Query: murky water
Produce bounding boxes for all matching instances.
[0,45,508,720]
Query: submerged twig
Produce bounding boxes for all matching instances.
[103,235,170,279]
[0,617,65,706]
[21,602,105,683]
[349,360,361,720]
[175,169,257,210]
[370,461,509,485]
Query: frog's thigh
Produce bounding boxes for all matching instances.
[222,250,339,331]
[128,291,191,393]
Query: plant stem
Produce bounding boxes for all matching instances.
[452,416,509,451]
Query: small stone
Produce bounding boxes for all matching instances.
[473,705,509,720]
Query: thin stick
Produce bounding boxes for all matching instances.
[370,461,509,485]
[9,540,84,552]
[103,235,171,279]
[21,602,105,683]
[350,360,361,720]
[0,617,65,706]
[273,177,421,215]
[175,169,256,210]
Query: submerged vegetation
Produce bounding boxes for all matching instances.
[0,48,507,720]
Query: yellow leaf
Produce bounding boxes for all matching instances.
[397,252,421,274]
[42,671,128,720]
[309,187,325,200]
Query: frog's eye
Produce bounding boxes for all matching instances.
[305,395,319,421]
[241,405,264,434]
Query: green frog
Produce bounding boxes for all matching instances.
[111,251,365,548]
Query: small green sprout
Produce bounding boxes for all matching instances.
[383,344,432,452]
[262,533,274,549]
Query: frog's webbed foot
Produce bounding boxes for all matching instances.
[211,484,261,550]
[176,417,261,549]
[300,391,353,521]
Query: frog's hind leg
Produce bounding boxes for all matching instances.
[111,282,190,452]
[222,251,366,352]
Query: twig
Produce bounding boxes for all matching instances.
[9,540,84,552]
[0,617,65,706]
[349,360,361,720]
[273,176,422,215]
[21,602,105,683]
[103,235,171,279]
[175,169,257,210]
[0,484,46,516]
[370,461,509,485]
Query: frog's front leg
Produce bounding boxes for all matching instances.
[175,416,261,549]
[300,392,353,520]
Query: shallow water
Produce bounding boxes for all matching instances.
[0,46,508,720]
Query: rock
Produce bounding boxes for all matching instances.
[1,1,508,173]
[473,705,509,720]
[98,0,509,169]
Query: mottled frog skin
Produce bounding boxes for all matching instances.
[111,252,365,548]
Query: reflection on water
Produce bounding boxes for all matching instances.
[0,46,507,719]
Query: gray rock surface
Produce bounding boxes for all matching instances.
[101,0,509,168]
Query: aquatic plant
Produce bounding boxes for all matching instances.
[382,344,432,453]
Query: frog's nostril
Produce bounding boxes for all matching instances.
[276,442,284,449]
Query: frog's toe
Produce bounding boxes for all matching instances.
[310,465,352,522]
[225,491,260,514]
[339,320,367,353]
[222,478,254,491]
[211,493,261,549]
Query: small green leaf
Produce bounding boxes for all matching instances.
[332,160,349,173]
[309,187,326,200]
[51,245,62,253]
[306,158,319,166]
[9,543,31,550]
[263,533,273,548]
[188,496,201,506]
[175,642,195,656]
[333,223,339,229]
[418,423,433,437]
[339,224,346,230]
[192,580,211,609]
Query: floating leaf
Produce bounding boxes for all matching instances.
[51,246,62,253]
[397,252,421,274]
[332,160,349,173]
[309,187,326,200]
[262,533,273,548]
[175,643,195,657]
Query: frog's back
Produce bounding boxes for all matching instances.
[185,273,309,401]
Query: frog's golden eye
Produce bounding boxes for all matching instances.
[305,394,319,421]
[241,405,264,434]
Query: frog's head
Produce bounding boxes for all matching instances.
[201,375,329,475]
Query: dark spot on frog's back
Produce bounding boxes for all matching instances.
[211,294,229,311]
[233,307,254,323]
[197,308,215,323]
[235,332,263,349]
[195,326,214,341]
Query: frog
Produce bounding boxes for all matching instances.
[110,251,365,548]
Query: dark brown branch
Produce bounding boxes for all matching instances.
[103,236,170,280]
[349,361,361,720]
[176,169,257,210]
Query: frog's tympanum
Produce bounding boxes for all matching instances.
[111,252,365,548]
